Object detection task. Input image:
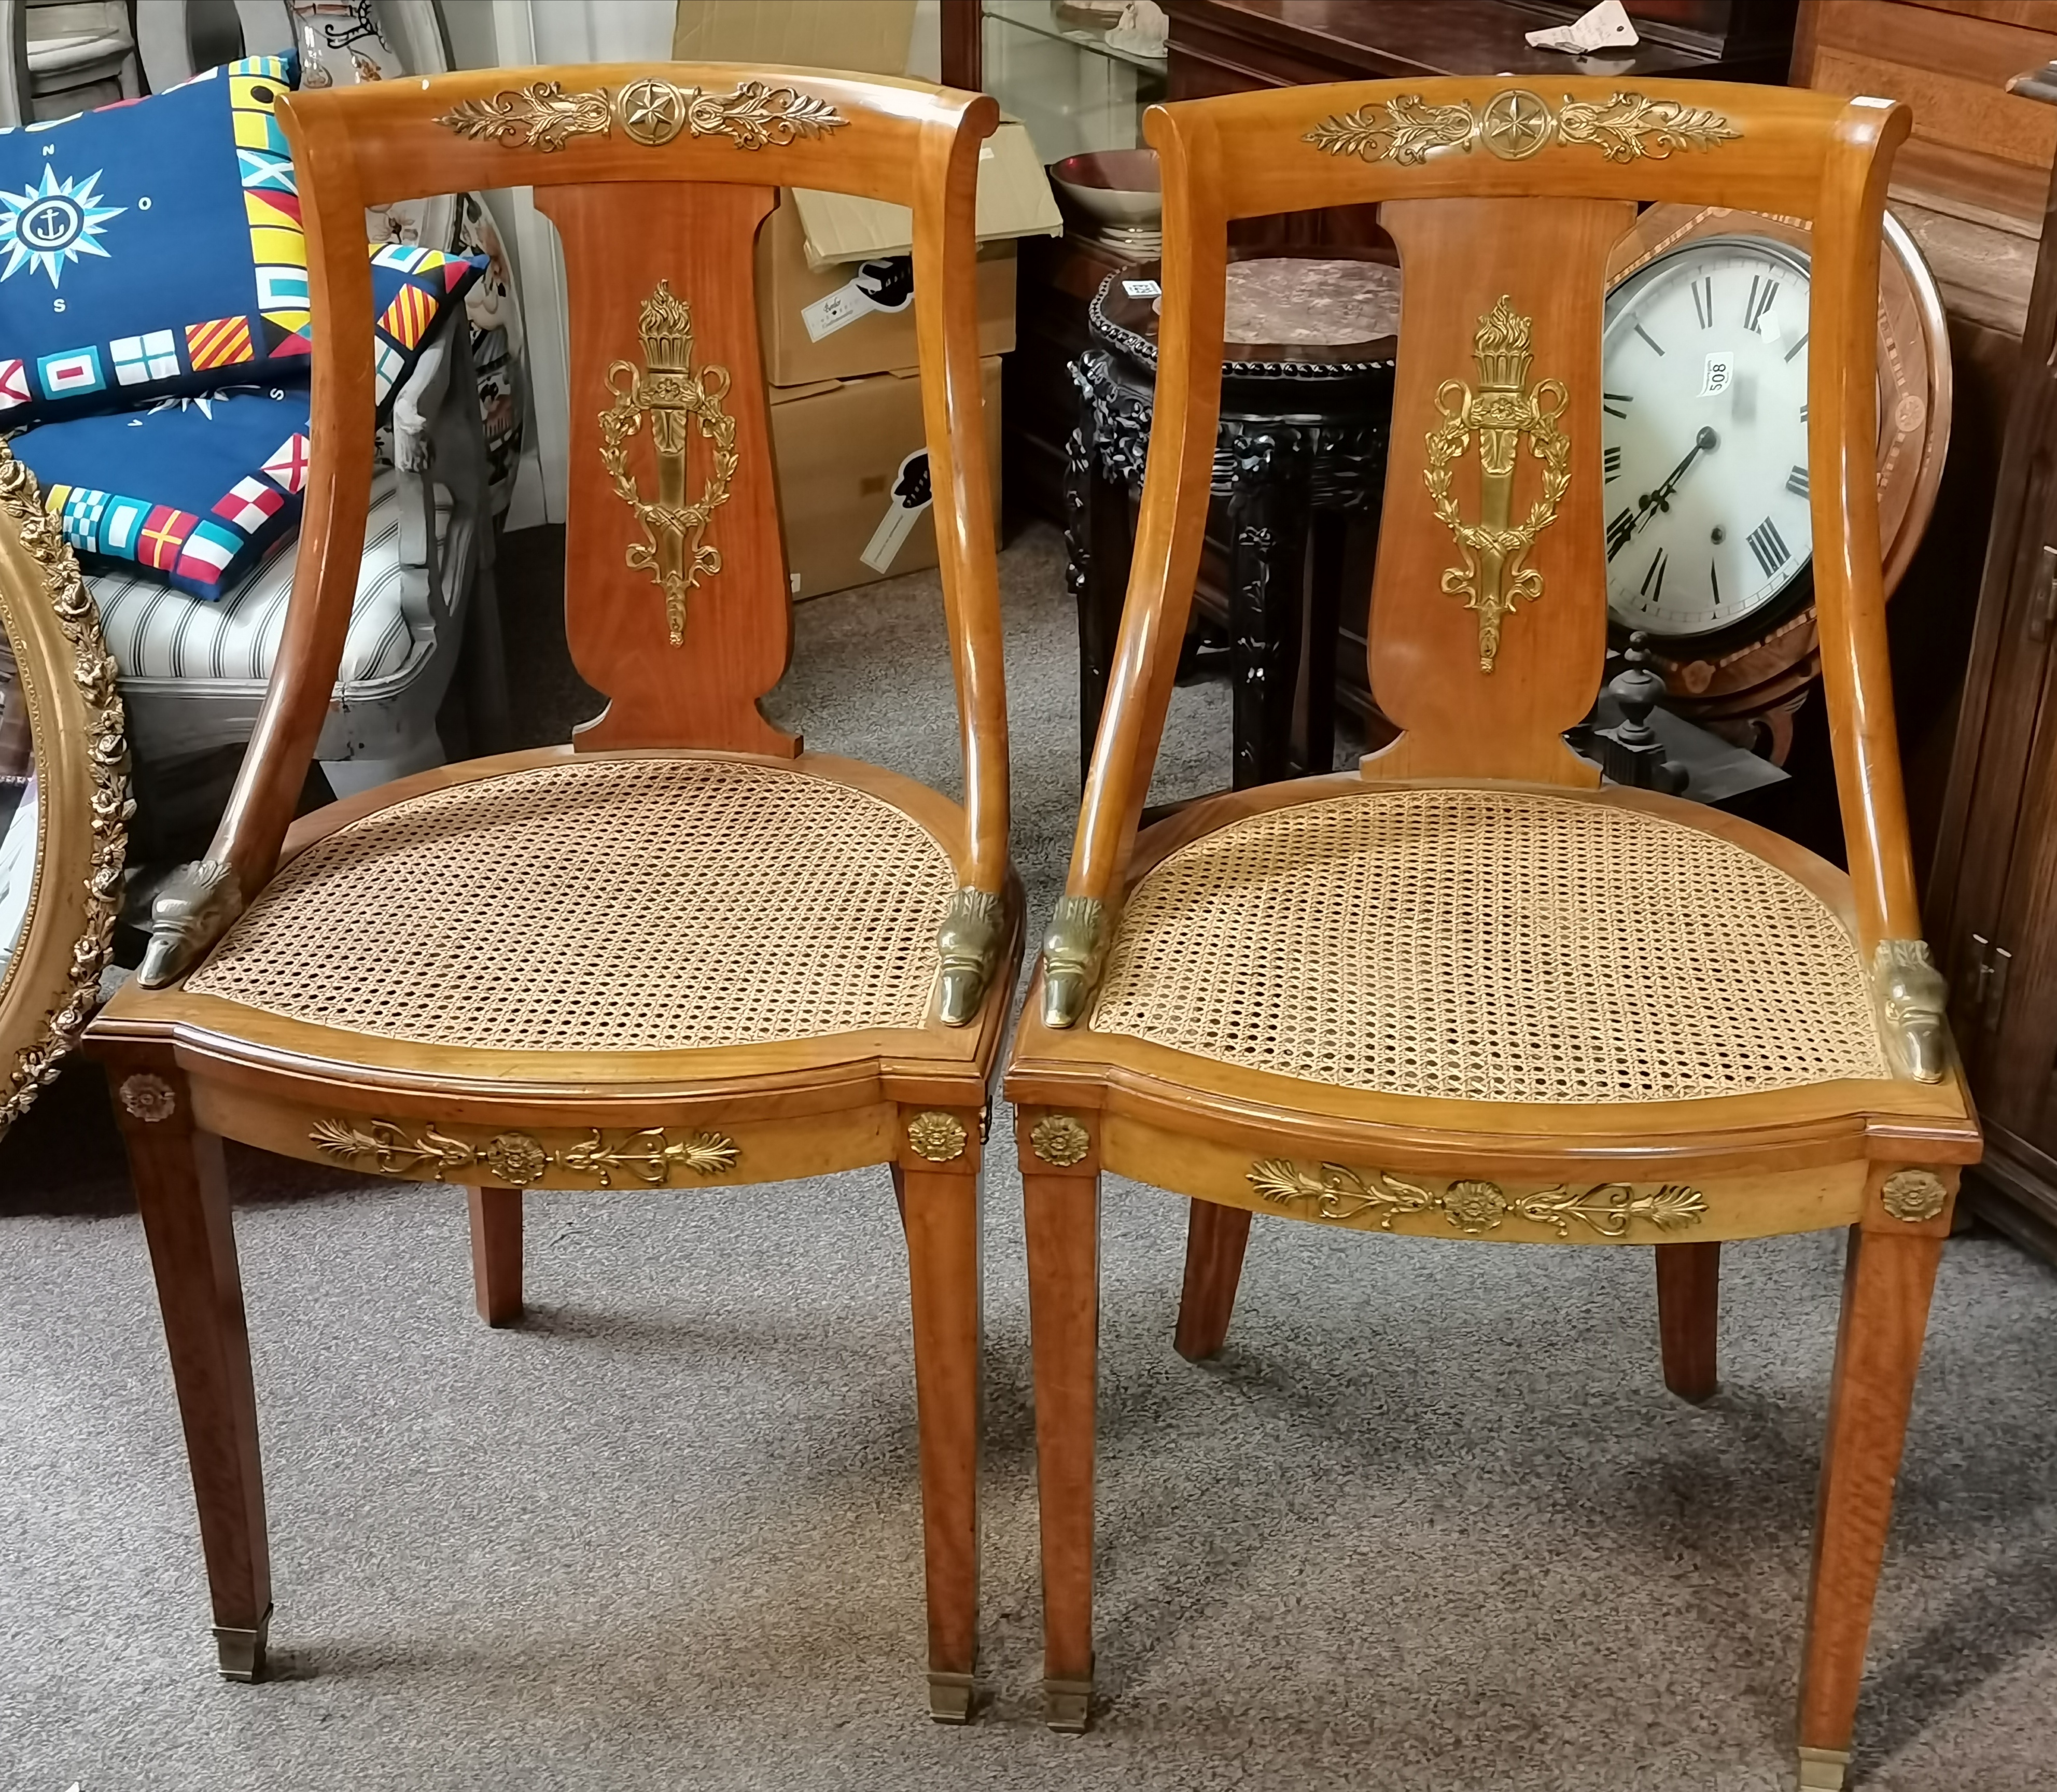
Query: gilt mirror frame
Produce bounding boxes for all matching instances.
[0,443,128,1138]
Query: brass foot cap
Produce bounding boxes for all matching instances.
[1044,1675,1093,1733]
[1797,1745,1851,1790]
[213,1606,272,1683]
[927,1669,974,1724]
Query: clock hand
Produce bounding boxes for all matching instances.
[1607,426,1719,560]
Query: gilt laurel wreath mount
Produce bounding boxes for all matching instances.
[438,76,847,153]
[601,281,737,647]
[1305,89,1740,167]
[1250,1158,1708,1239]
[1426,296,1569,672]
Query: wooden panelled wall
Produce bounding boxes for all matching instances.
[1795,0,2057,228]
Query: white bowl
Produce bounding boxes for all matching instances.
[1050,149,1162,231]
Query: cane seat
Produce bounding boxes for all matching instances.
[184,755,959,1053]
[1089,785,1891,1104]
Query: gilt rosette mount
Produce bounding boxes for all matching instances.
[312,1117,740,1187]
[1304,89,1740,167]
[438,76,847,153]
[1426,296,1569,672]
[1250,1159,1708,1239]
[601,281,736,647]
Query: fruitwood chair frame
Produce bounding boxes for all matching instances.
[86,64,1016,1721]
[1004,77,1979,1788]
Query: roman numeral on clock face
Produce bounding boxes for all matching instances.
[1785,464,1809,498]
[1641,545,1667,604]
[1602,391,1633,419]
[1604,445,1622,482]
[1606,506,1636,558]
[1747,516,1791,578]
[1691,275,1713,330]
[1744,275,1779,334]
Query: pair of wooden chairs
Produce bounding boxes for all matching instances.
[81,66,1979,1792]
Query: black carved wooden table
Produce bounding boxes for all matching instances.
[1066,255,1398,787]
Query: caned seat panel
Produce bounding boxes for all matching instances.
[1089,787,1891,1104]
[184,757,957,1052]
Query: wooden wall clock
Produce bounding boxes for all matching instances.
[1601,204,1951,757]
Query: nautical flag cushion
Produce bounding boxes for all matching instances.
[0,52,489,427]
[11,386,312,599]
[0,55,308,423]
[364,243,488,411]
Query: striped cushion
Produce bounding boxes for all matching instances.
[91,472,444,690]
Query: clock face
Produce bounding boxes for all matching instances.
[1600,235,1813,643]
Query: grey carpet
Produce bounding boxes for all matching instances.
[3,526,2054,1791]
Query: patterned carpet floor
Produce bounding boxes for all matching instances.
[3,525,2053,1792]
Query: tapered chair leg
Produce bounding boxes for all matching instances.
[1796,1215,1948,1790]
[894,1157,982,1723]
[466,1186,523,1326]
[1655,1240,1720,1403]
[1174,1198,1252,1362]
[105,1055,272,1681]
[1024,1165,1099,1732]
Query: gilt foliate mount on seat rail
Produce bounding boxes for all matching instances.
[438,76,846,153]
[1250,1158,1709,1239]
[312,1117,739,1187]
[1305,89,1740,168]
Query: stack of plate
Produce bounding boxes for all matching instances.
[1051,149,1162,260]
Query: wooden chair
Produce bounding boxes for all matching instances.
[85,64,1016,1722]
[1004,78,1979,1787]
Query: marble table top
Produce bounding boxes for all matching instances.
[1221,257,1403,347]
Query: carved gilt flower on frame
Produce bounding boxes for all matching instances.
[484,1132,551,1186]
[1442,1179,1510,1233]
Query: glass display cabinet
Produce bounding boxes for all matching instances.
[978,1,1167,164]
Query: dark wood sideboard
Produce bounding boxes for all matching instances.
[1928,62,2057,1261]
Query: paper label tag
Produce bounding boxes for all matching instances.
[1122,278,1161,298]
[801,256,915,343]
[802,283,871,342]
[1699,353,1733,398]
[860,449,933,573]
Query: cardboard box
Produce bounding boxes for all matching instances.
[678,0,1060,377]
[757,191,1018,386]
[769,356,1002,600]
[786,121,1062,270]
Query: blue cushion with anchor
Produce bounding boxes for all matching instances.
[0,53,307,424]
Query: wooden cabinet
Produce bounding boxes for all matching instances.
[1929,133,2057,1260]
[1168,0,1797,97]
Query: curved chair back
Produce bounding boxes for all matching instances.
[1081,79,1914,955]
[214,65,1003,909]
